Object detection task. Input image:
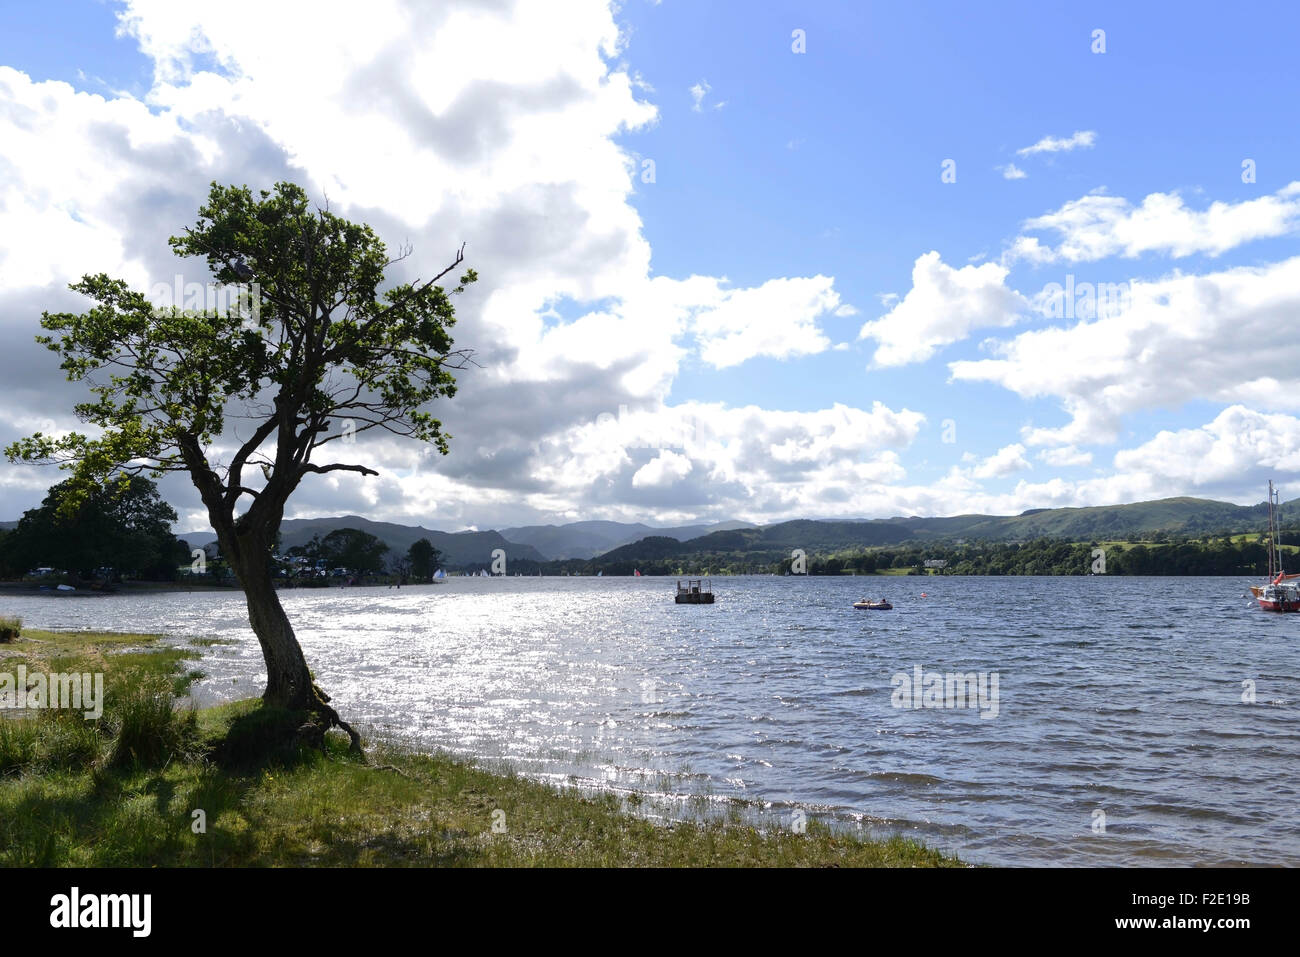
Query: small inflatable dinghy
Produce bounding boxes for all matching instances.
[853,598,892,610]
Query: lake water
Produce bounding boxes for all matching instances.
[5,575,1298,866]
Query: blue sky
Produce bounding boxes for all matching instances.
[629,0,1300,509]
[615,0,1300,450]
[1,0,1299,530]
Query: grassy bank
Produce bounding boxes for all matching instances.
[0,628,964,867]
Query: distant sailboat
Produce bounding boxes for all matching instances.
[1254,480,1300,611]
[597,570,603,577]
[634,569,641,577]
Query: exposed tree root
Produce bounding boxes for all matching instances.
[290,683,366,760]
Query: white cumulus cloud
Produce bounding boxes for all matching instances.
[1017,130,1096,156]
[1007,182,1300,264]
[693,275,840,369]
[1038,446,1093,468]
[951,255,1300,446]
[632,449,693,488]
[972,443,1032,479]
[857,252,1027,367]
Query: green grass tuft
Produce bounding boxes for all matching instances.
[106,676,199,769]
[0,615,20,643]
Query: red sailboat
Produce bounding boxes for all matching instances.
[1252,481,1300,612]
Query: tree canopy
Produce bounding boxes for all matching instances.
[4,181,477,746]
[6,182,476,514]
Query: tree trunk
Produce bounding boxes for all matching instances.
[237,549,314,710]
[226,528,363,754]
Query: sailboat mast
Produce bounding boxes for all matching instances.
[1276,483,1285,576]
[1266,480,1287,577]
[1267,481,1274,579]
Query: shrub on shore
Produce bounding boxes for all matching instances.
[106,675,199,769]
[0,615,19,642]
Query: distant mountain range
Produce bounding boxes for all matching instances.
[187,516,548,567]
[499,519,755,559]
[154,495,1298,570]
[177,516,754,566]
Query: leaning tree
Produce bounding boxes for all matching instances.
[6,181,476,751]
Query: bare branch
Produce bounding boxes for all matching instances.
[299,462,380,478]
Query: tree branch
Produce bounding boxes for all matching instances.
[299,462,380,478]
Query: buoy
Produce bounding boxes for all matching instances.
[921,592,927,598]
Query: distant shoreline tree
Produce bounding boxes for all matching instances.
[320,528,388,575]
[0,476,186,581]
[285,534,326,565]
[5,182,477,753]
[406,537,440,580]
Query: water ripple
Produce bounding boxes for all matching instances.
[6,574,1299,865]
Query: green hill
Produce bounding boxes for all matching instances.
[597,496,1286,564]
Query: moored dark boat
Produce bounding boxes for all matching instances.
[675,578,714,604]
[853,598,892,610]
